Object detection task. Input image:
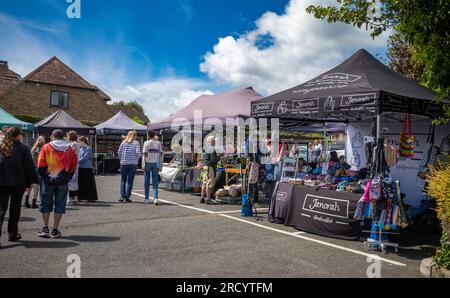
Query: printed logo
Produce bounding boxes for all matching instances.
[277,101,288,115]
[252,102,274,115]
[66,254,81,278]
[302,194,349,219]
[306,72,362,86]
[66,0,81,19]
[324,96,336,112]
[275,191,288,202]
[341,93,376,107]
[292,98,319,112]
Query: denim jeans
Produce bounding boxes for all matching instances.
[144,163,159,201]
[39,183,69,214]
[120,164,138,199]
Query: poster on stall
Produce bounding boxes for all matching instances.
[346,123,372,170]
[382,119,449,208]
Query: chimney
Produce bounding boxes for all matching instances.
[0,60,8,77]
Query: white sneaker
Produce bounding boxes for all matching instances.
[143,199,151,204]
[154,200,159,206]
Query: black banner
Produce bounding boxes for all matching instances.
[269,183,362,240]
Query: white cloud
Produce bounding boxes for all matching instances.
[104,78,213,122]
[0,12,212,123]
[200,0,389,95]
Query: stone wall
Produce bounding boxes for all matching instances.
[0,81,113,124]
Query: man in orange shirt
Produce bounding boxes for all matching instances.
[37,130,78,239]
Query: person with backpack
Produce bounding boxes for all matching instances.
[118,130,141,203]
[37,130,78,239]
[0,127,38,247]
[142,130,163,205]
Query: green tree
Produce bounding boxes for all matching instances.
[113,100,145,113]
[306,0,450,123]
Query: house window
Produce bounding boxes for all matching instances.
[50,91,69,108]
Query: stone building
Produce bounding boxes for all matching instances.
[0,57,149,125]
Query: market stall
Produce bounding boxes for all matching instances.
[253,49,449,243]
[149,87,262,194]
[269,182,363,240]
[35,109,95,136]
[95,111,147,174]
[0,106,34,145]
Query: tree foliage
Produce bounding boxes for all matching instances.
[306,0,450,122]
[113,100,145,113]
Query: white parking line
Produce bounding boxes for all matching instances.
[132,192,407,267]
[212,208,269,214]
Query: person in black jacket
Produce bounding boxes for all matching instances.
[0,127,38,247]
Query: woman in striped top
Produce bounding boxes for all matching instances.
[118,130,141,203]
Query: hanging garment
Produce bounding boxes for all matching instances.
[384,144,398,168]
[419,125,436,170]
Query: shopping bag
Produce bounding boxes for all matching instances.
[399,114,415,158]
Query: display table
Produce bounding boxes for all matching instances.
[224,168,247,186]
[185,168,203,188]
[160,166,181,182]
[97,158,120,174]
[269,183,363,240]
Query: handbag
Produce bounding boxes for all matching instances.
[399,114,415,158]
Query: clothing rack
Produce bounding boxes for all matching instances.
[365,134,402,253]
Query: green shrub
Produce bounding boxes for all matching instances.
[14,115,43,124]
[427,163,450,270]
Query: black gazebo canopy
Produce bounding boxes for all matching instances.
[35,110,95,136]
[251,49,445,124]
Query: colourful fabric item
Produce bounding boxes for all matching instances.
[399,113,415,158]
[38,141,78,186]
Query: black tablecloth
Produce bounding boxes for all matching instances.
[184,168,203,188]
[269,183,363,240]
[97,158,121,174]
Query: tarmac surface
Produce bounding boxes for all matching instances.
[0,174,440,278]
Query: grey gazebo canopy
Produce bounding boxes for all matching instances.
[95,111,147,136]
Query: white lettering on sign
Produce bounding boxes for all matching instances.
[292,98,319,111]
[302,194,349,219]
[305,73,362,86]
[275,191,288,202]
[341,93,377,107]
[252,102,274,114]
[309,199,341,212]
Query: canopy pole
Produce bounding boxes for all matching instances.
[376,109,381,140]
[94,134,97,175]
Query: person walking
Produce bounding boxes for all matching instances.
[142,130,163,205]
[67,131,80,206]
[200,136,219,205]
[118,130,141,203]
[0,127,38,247]
[37,129,78,239]
[24,136,45,209]
[77,136,98,202]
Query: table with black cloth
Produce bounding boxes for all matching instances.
[184,168,203,188]
[184,168,226,193]
[268,183,363,240]
[97,158,121,174]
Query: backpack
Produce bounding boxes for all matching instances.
[241,194,253,217]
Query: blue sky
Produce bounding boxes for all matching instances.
[0,0,389,121]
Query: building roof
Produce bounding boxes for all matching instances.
[0,61,21,98]
[0,57,111,102]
